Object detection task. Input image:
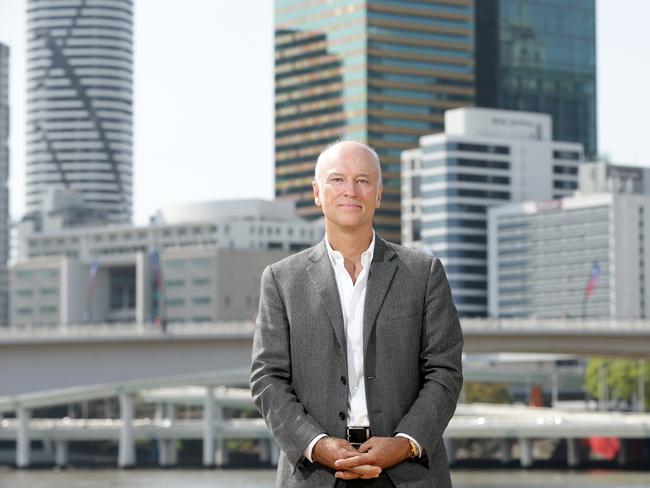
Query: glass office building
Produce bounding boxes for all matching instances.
[275,0,475,242]
[476,0,596,157]
[26,0,133,223]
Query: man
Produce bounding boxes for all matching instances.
[251,140,463,487]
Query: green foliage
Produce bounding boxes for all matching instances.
[584,358,650,410]
[464,382,510,404]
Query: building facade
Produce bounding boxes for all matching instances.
[488,191,650,319]
[0,43,10,325]
[275,0,476,242]
[476,0,597,157]
[10,199,323,325]
[401,107,584,316]
[25,0,133,223]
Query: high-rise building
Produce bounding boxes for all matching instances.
[275,0,475,242]
[25,0,133,224]
[489,162,650,319]
[476,0,597,157]
[401,107,584,316]
[0,43,10,325]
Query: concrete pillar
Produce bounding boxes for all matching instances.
[55,440,69,467]
[500,439,512,464]
[135,251,151,325]
[118,392,136,468]
[639,360,646,413]
[203,386,215,467]
[551,371,559,407]
[156,403,177,467]
[566,438,580,467]
[270,439,280,467]
[16,406,31,468]
[214,399,229,467]
[42,439,53,458]
[156,403,178,467]
[443,438,455,465]
[519,438,533,468]
[617,439,628,466]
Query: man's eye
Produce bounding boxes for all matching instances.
[358,179,369,185]
[331,177,343,182]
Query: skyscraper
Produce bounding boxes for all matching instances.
[25,0,133,224]
[401,107,584,316]
[275,0,475,242]
[0,43,9,325]
[476,0,597,157]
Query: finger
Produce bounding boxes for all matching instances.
[358,439,375,453]
[335,470,362,480]
[336,465,381,478]
[352,465,382,478]
[335,454,370,468]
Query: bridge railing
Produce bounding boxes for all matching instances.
[0,320,256,338]
[462,318,650,332]
[1,318,650,339]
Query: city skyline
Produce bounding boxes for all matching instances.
[0,0,648,225]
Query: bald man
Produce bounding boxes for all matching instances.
[251,140,463,487]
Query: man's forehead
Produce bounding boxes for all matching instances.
[321,151,379,172]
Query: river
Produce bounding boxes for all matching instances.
[1,468,649,488]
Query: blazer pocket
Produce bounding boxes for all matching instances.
[384,310,419,321]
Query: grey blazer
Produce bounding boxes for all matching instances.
[250,236,463,487]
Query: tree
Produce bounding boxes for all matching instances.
[584,358,650,410]
[464,382,510,404]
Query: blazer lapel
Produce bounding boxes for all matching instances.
[363,237,398,353]
[306,240,347,355]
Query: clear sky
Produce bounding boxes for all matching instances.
[0,0,649,224]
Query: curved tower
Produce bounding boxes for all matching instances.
[26,0,133,223]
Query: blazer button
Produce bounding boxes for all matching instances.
[340,376,347,385]
[338,412,346,421]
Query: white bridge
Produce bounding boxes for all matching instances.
[2,370,649,470]
[0,319,648,469]
[0,318,648,397]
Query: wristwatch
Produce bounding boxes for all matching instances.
[407,439,419,459]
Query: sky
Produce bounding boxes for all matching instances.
[0,0,649,224]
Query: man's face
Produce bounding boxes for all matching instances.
[312,142,383,231]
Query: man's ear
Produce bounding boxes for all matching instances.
[313,179,322,207]
[375,184,383,208]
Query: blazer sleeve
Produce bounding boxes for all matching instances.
[250,264,326,471]
[394,257,464,461]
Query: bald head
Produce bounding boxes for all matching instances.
[314,140,382,188]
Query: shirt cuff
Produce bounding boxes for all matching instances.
[395,432,423,458]
[304,433,328,463]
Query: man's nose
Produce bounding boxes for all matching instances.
[343,179,357,196]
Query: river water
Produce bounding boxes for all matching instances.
[0,469,649,488]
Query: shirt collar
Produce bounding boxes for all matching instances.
[325,231,375,268]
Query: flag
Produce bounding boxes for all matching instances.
[84,260,99,322]
[150,250,165,329]
[584,261,600,299]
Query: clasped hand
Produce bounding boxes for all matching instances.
[312,436,411,480]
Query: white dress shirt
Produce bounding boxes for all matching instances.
[304,233,422,462]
